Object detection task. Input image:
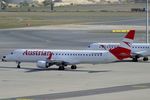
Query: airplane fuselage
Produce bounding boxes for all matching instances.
[88,43,150,57]
[4,49,116,64]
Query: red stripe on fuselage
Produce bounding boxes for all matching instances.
[123,41,131,47]
[47,52,53,60]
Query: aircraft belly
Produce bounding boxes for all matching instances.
[19,55,47,62]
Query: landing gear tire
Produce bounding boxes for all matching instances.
[58,66,65,70]
[132,57,138,62]
[17,62,21,68]
[71,65,77,69]
[46,62,49,68]
[143,57,148,61]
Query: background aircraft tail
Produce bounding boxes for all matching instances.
[109,30,135,60]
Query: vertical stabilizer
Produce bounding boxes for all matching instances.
[109,30,135,60]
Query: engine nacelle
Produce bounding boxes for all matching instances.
[37,61,48,69]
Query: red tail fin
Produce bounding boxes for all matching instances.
[109,30,135,60]
[125,30,135,40]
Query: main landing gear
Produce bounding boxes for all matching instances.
[132,55,139,62]
[132,56,149,62]
[17,62,21,68]
[71,65,77,69]
[132,57,138,62]
[143,57,149,61]
[58,65,77,70]
[58,65,65,70]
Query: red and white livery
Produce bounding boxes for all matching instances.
[88,30,150,62]
[2,30,135,70]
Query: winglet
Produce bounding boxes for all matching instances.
[109,30,135,60]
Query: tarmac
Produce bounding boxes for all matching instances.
[0,24,150,100]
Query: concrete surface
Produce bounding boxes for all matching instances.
[0,61,150,100]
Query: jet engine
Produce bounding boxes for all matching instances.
[37,61,49,68]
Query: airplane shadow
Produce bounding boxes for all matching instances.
[114,60,150,63]
[0,66,34,70]
[0,66,111,73]
[25,68,111,73]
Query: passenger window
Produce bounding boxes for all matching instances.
[11,52,13,55]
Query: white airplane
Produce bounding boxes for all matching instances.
[1,30,135,70]
[88,42,150,62]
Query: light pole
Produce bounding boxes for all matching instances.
[0,0,2,11]
[146,0,149,43]
[50,0,54,11]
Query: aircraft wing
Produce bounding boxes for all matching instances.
[46,53,72,66]
[131,50,147,57]
[46,59,70,66]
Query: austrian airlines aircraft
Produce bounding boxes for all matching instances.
[1,30,135,70]
[88,43,150,62]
